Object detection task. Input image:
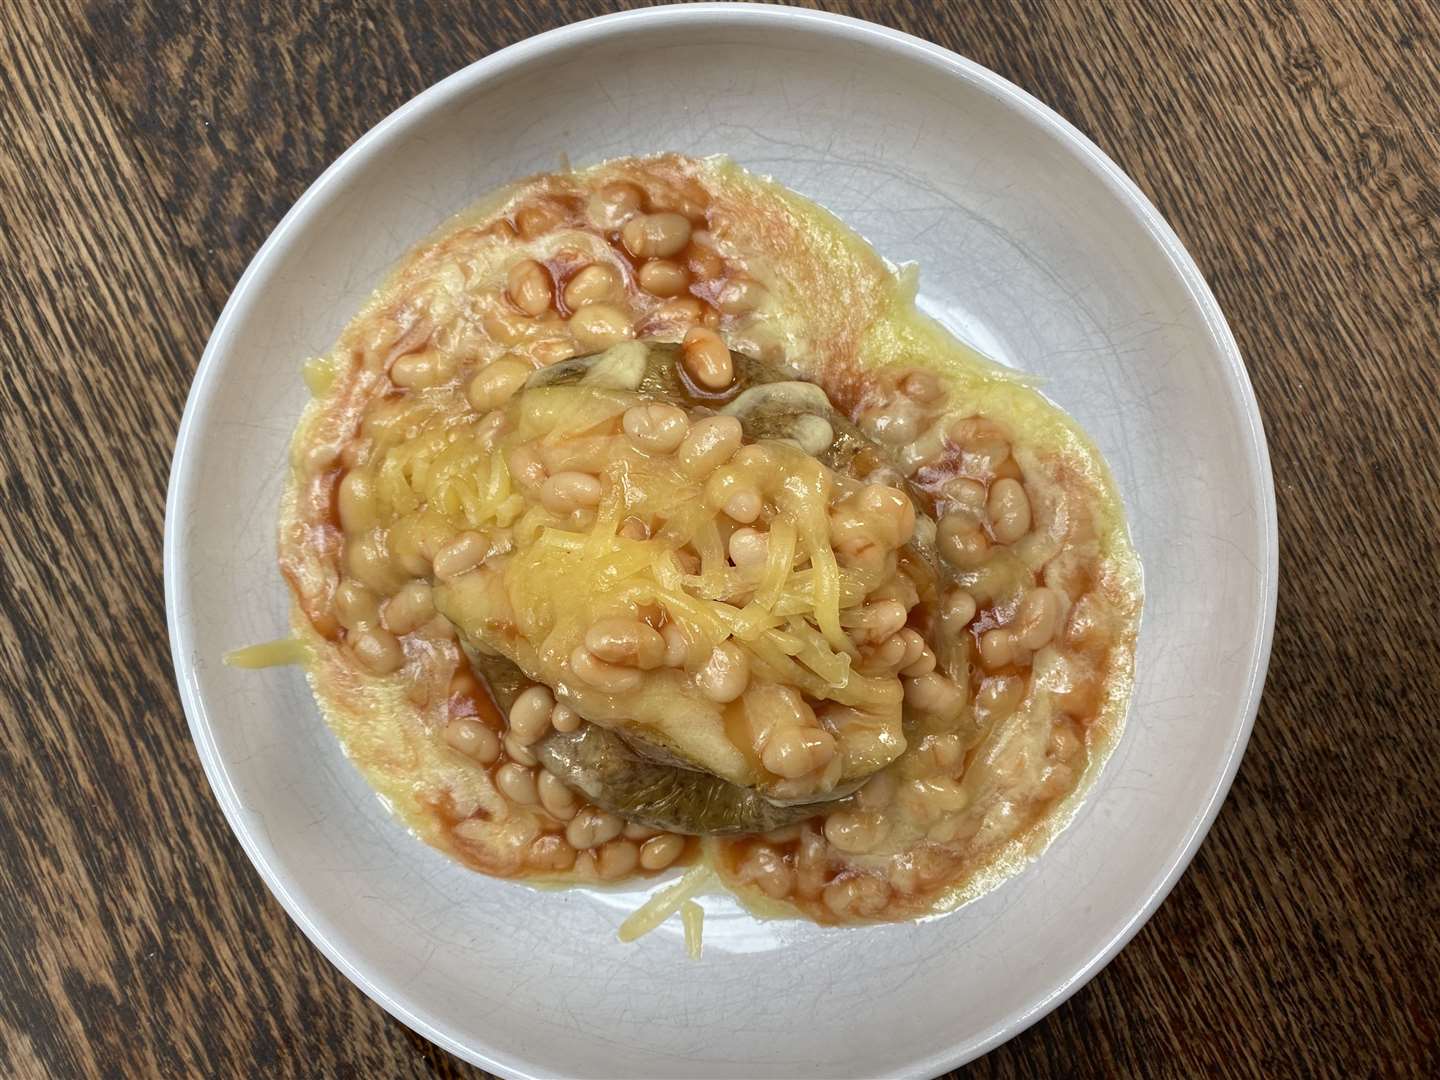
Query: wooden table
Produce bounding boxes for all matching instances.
[4,1,1436,1076]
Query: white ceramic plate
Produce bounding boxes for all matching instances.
[165,5,1276,1076]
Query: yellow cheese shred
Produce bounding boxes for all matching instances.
[680,900,704,960]
[617,865,714,944]
[223,638,311,669]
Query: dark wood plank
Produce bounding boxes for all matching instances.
[2,0,1436,1076]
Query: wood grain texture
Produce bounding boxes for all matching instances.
[2,0,1437,1075]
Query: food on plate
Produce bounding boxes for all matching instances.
[265,154,1141,928]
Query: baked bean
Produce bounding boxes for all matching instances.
[676,415,743,476]
[923,732,965,772]
[483,302,535,346]
[596,839,641,880]
[823,810,889,854]
[618,516,651,540]
[861,402,921,445]
[345,533,403,595]
[302,441,340,474]
[444,718,501,764]
[540,471,603,514]
[584,616,666,669]
[515,202,563,238]
[864,632,910,672]
[696,640,749,702]
[762,824,802,844]
[833,533,885,573]
[563,263,623,309]
[901,777,969,822]
[943,476,988,515]
[941,588,978,628]
[509,685,556,744]
[728,528,769,569]
[337,470,379,532]
[732,443,774,470]
[550,702,581,733]
[532,336,579,366]
[570,646,643,692]
[927,814,980,844]
[904,672,965,714]
[723,489,762,525]
[382,581,434,635]
[1036,760,1082,806]
[649,296,707,329]
[506,258,552,316]
[888,849,942,895]
[900,643,937,678]
[716,276,765,315]
[474,408,512,448]
[478,218,517,242]
[528,834,577,872]
[977,675,1025,715]
[391,518,457,576]
[339,438,372,470]
[848,600,909,646]
[506,445,547,492]
[466,355,531,413]
[1014,587,1062,650]
[495,762,539,805]
[861,461,905,488]
[449,665,483,696]
[761,726,836,780]
[432,531,489,580]
[937,512,991,569]
[791,832,851,896]
[390,350,449,389]
[1048,722,1083,763]
[859,484,917,544]
[686,232,725,277]
[661,622,690,667]
[503,732,538,767]
[334,579,380,629]
[586,181,643,230]
[978,627,1016,670]
[621,212,692,258]
[639,833,685,871]
[898,422,949,474]
[351,626,404,674]
[742,845,795,899]
[623,821,660,841]
[450,668,483,699]
[790,414,834,455]
[987,478,1032,544]
[622,402,689,454]
[856,770,898,810]
[872,570,921,611]
[637,258,690,297]
[822,875,890,919]
[568,303,634,351]
[900,369,944,403]
[747,684,815,731]
[949,417,1012,475]
[537,771,581,821]
[680,326,733,390]
[566,806,624,849]
[895,628,927,670]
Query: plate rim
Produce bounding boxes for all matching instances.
[164,4,1278,1076]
